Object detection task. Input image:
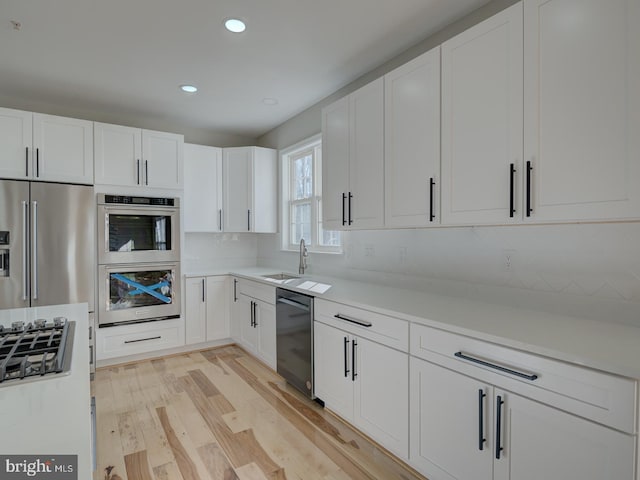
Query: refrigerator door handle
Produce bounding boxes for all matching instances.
[32,200,38,300]
[22,200,28,301]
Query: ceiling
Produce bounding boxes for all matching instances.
[0,0,490,139]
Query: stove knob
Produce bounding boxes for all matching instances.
[34,319,46,328]
[53,317,66,327]
[11,321,24,331]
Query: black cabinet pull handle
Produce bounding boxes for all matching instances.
[136,159,140,185]
[145,160,149,185]
[478,389,487,451]
[344,337,350,378]
[495,395,504,459]
[233,279,238,302]
[429,177,436,222]
[125,336,161,344]
[201,278,205,302]
[36,148,40,177]
[526,160,532,217]
[454,351,538,381]
[509,163,516,218]
[334,314,372,328]
[25,147,29,177]
[348,192,353,225]
[253,301,258,327]
[351,339,357,381]
[342,193,347,226]
[247,209,251,231]
[250,300,254,327]
[218,209,222,231]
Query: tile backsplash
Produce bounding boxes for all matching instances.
[183,233,258,272]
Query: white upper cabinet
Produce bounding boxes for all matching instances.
[183,143,223,232]
[0,107,32,180]
[94,122,183,189]
[384,47,441,227]
[222,146,277,233]
[321,98,350,230]
[523,0,640,222]
[322,78,384,230]
[0,108,93,184]
[441,3,523,226]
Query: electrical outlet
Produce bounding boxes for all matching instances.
[502,249,516,271]
[398,247,407,264]
[364,245,375,257]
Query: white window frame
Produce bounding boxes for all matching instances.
[281,134,342,253]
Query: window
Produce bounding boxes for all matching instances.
[281,134,342,253]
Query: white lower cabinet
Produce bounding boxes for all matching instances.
[230,277,276,370]
[410,357,636,480]
[313,302,409,460]
[184,275,230,345]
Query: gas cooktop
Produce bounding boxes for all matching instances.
[0,317,75,385]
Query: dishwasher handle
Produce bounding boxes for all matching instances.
[276,297,311,311]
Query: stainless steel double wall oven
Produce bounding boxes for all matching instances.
[97,194,181,327]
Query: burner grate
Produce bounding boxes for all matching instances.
[0,319,70,383]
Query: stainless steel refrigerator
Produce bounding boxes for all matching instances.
[0,179,95,310]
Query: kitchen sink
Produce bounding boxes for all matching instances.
[262,272,300,281]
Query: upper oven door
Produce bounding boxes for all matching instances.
[97,205,180,264]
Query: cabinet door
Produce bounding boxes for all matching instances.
[223,147,251,232]
[256,300,276,370]
[385,47,441,227]
[142,129,183,189]
[354,337,409,459]
[238,295,258,352]
[493,390,635,480]
[184,144,223,232]
[410,358,493,480]
[0,107,32,180]
[94,122,142,186]
[205,276,229,341]
[524,0,640,222]
[321,97,350,230]
[441,3,523,225]
[185,277,207,345]
[251,147,278,233]
[349,78,384,229]
[313,322,354,421]
[229,278,242,341]
[33,113,94,184]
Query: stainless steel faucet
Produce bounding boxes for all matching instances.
[299,238,308,275]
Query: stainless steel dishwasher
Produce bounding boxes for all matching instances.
[276,288,314,398]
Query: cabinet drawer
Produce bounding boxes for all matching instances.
[410,323,637,433]
[315,299,408,352]
[237,278,275,305]
[96,319,183,360]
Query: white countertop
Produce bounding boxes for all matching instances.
[186,267,640,380]
[0,303,92,479]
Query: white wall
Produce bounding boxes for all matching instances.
[253,1,640,326]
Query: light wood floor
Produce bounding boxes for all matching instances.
[93,345,426,480]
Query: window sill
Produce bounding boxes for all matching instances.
[281,248,343,255]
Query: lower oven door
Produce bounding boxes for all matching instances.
[98,263,181,326]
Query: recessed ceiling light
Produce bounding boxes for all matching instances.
[224,18,246,33]
[262,98,278,106]
[180,85,198,93]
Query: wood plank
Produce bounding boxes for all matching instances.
[197,442,239,480]
[124,451,154,480]
[222,411,252,434]
[187,368,221,396]
[156,406,201,480]
[235,463,269,480]
[117,412,145,455]
[152,462,184,480]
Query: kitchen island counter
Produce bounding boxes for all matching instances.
[0,303,92,479]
